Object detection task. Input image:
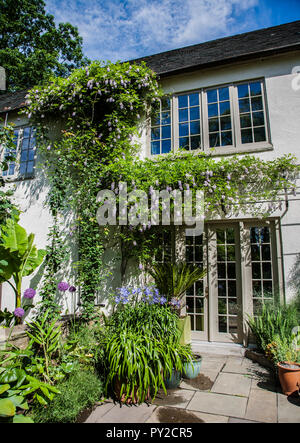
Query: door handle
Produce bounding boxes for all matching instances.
[205,287,209,298]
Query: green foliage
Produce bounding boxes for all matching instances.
[107,301,180,341]
[0,0,89,91]
[105,329,192,404]
[26,310,62,382]
[0,218,46,321]
[265,334,300,367]
[148,262,207,306]
[32,369,104,423]
[247,302,299,354]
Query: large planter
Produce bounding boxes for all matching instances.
[177,315,191,345]
[183,354,202,379]
[114,378,151,404]
[277,361,300,396]
[164,369,181,389]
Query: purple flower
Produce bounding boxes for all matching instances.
[68,286,76,293]
[14,308,25,318]
[57,282,69,292]
[24,288,36,299]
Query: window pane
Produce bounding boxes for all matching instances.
[179,137,189,150]
[190,120,200,135]
[241,128,253,144]
[220,116,231,131]
[209,132,220,147]
[161,125,171,139]
[151,127,160,140]
[254,127,266,142]
[252,111,265,127]
[189,93,199,106]
[151,141,160,155]
[207,89,218,103]
[161,97,170,110]
[179,108,188,122]
[161,139,171,153]
[219,87,229,101]
[240,114,251,128]
[238,84,249,98]
[190,136,200,150]
[189,107,200,121]
[219,101,230,115]
[250,82,262,96]
[221,131,232,146]
[239,98,250,113]
[208,103,218,118]
[251,96,263,111]
[178,95,188,108]
[209,118,219,132]
[179,123,189,137]
[161,111,171,125]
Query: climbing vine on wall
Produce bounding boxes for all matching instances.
[24,60,300,319]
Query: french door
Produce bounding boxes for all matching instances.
[183,220,282,344]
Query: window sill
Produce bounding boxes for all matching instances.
[3,174,35,183]
[149,143,274,159]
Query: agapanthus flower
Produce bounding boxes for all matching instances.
[57,282,69,292]
[170,298,181,308]
[14,307,25,318]
[24,288,36,299]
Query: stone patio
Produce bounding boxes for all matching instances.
[84,354,300,423]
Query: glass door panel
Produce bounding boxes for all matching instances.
[185,232,208,340]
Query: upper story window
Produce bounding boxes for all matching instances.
[2,126,36,179]
[150,79,270,156]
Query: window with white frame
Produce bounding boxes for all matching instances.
[2,126,36,178]
[150,79,270,155]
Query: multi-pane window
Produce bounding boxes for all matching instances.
[250,226,273,314]
[150,79,269,155]
[207,86,233,148]
[178,92,202,151]
[2,126,36,178]
[151,97,172,155]
[237,81,267,144]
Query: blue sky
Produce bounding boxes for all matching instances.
[46,0,300,62]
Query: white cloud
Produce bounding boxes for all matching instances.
[46,0,260,62]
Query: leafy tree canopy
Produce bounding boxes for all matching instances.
[0,0,90,91]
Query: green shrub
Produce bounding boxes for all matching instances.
[32,369,104,423]
[247,302,299,354]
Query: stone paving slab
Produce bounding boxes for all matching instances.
[152,388,195,409]
[146,406,229,423]
[180,370,219,391]
[277,393,300,423]
[88,402,157,423]
[200,357,227,373]
[84,401,115,423]
[211,372,252,397]
[245,388,277,423]
[187,391,248,419]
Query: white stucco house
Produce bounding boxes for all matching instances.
[1,20,300,350]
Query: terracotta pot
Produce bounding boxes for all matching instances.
[114,378,151,404]
[277,361,300,396]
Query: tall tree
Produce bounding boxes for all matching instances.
[0,0,90,91]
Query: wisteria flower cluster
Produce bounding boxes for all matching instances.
[57,281,76,292]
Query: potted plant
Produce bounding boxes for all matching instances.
[147,262,207,345]
[182,353,202,380]
[265,335,300,396]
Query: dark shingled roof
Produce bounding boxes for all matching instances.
[131,20,300,76]
[0,90,27,114]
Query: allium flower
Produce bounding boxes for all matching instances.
[14,307,25,318]
[68,286,76,293]
[24,288,36,299]
[58,282,69,292]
